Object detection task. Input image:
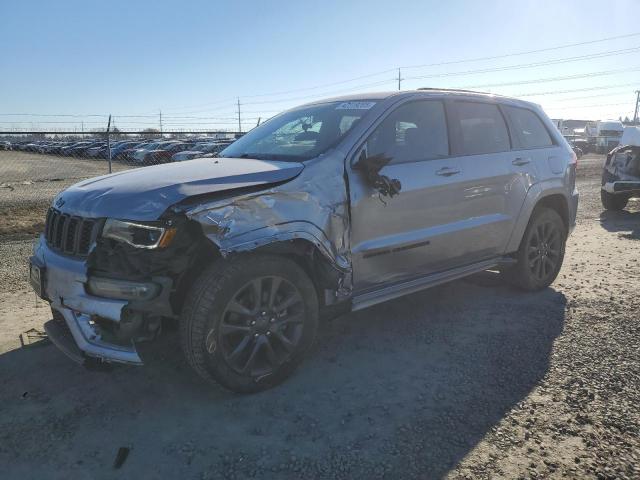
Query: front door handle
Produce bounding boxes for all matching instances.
[512,157,531,166]
[435,167,461,176]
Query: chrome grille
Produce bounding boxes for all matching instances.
[45,208,98,256]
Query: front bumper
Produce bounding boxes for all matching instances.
[31,235,143,365]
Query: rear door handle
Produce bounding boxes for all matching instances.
[435,167,461,176]
[512,157,531,166]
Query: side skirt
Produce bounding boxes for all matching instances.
[351,256,515,311]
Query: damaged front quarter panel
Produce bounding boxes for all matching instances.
[181,152,354,294]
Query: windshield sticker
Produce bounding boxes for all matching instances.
[336,101,376,110]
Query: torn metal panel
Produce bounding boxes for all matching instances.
[184,153,353,281]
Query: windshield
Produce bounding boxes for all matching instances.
[219,101,376,161]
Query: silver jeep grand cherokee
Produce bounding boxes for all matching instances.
[30,89,578,392]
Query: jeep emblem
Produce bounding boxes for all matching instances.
[55,198,65,208]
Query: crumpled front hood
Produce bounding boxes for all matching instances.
[54,157,304,220]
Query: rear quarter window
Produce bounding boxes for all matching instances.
[503,105,554,149]
[449,101,511,155]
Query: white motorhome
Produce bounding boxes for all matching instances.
[595,120,624,153]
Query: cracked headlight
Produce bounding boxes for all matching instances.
[102,219,176,249]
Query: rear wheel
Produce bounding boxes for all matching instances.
[601,189,629,211]
[181,255,318,393]
[503,207,566,291]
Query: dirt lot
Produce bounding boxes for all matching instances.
[0,151,134,236]
[0,154,638,479]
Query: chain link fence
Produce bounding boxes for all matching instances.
[0,131,238,237]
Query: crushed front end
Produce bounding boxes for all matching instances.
[30,208,204,366]
[602,145,640,196]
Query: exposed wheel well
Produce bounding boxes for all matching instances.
[245,239,345,307]
[175,229,345,313]
[535,194,569,231]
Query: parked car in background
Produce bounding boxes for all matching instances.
[121,141,163,163]
[131,141,176,164]
[171,141,233,161]
[115,141,153,162]
[61,141,93,156]
[0,141,11,150]
[573,138,590,154]
[601,127,640,211]
[143,142,194,164]
[33,90,578,393]
[108,141,145,160]
[70,142,106,157]
[86,144,109,158]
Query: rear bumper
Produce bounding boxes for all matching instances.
[32,236,143,365]
[603,180,640,195]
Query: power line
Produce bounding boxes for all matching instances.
[513,82,640,97]
[399,32,640,70]
[403,46,640,81]
[462,66,640,89]
[0,120,252,125]
[552,90,636,102]
[160,31,640,109]
[0,113,261,121]
[241,79,395,106]
[239,69,397,99]
[8,33,640,120]
[546,102,630,109]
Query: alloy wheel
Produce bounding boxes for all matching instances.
[527,220,561,281]
[208,276,305,377]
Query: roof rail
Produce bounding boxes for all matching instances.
[417,87,498,96]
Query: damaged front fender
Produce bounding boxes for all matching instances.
[181,153,353,290]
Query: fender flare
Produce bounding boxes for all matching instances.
[504,182,571,253]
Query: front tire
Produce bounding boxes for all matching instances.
[503,207,567,291]
[601,189,629,211]
[180,255,319,393]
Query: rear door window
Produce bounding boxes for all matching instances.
[503,105,553,149]
[366,100,449,164]
[449,102,511,155]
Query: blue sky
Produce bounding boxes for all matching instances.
[1,0,640,131]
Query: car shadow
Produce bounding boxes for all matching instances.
[0,275,566,479]
[599,209,640,240]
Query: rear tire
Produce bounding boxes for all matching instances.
[180,255,318,393]
[601,189,629,211]
[503,207,567,291]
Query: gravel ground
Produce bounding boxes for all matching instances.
[0,154,638,479]
[0,151,135,235]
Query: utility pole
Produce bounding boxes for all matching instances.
[237,98,242,133]
[159,110,163,136]
[106,114,112,174]
[634,90,640,124]
[81,121,84,134]
[397,68,403,91]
